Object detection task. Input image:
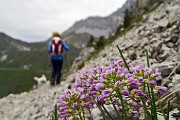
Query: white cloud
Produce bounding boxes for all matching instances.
[0,0,126,42]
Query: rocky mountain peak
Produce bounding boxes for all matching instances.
[0,32,30,52]
[63,0,139,39]
[110,0,137,17]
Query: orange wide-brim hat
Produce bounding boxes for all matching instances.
[52,32,62,38]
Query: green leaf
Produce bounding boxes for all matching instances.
[159,103,167,120]
[101,104,114,120]
[52,114,55,120]
[54,104,58,120]
[150,86,158,120]
[146,49,150,67]
[175,92,180,104]
[167,101,171,120]
[117,45,130,71]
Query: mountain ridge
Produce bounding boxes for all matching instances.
[62,0,140,48]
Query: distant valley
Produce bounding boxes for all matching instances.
[0,32,81,98]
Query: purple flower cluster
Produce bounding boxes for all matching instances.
[51,59,167,120]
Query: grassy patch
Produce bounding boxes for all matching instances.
[0,69,41,98]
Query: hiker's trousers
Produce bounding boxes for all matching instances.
[51,59,63,84]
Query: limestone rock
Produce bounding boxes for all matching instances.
[128,50,137,60]
[154,62,176,77]
[156,17,169,28]
[172,74,180,84]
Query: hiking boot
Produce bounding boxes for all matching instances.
[50,81,55,86]
[56,82,60,86]
[56,78,61,85]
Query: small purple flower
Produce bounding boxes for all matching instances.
[130,80,140,89]
[91,90,97,96]
[76,87,84,93]
[112,98,120,105]
[102,73,107,79]
[126,59,131,64]
[118,72,125,77]
[136,69,140,73]
[123,69,129,74]
[59,107,67,112]
[134,89,144,96]
[79,94,85,99]
[61,101,68,107]
[115,67,119,72]
[89,100,95,105]
[84,102,90,108]
[154,72,161,77]
[57,103,61,108]
[97,96,106,103]
[150,80,157,86]
[59,95,65,101]
[132,67,136,73]
[120,62,124,67]
[64,109,70,114]
[49,107,54,116]
[138,77,144,83]
[130,110,138,117]
[87,114,93,120]
[102,89,112,97]
[149,66,155,72]
[87,79,93,85]
[128,62,133,67]
[61,118,67,120]
[121,90,129,96]
[114,81,122,87]
[65,90,72,98]
[58,112,68,119]
[75,79,82,87]
[72,102,78,108]
[85,94,90,99]
[117,72,125,77]
[127,77,134,83]
[144,71,151,77]
[158,86,167,94]
[99,77,106,83]
[95,83,104,90]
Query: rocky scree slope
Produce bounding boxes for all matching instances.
[0,0,180,120]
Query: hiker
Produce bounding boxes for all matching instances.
[48,32,69,86]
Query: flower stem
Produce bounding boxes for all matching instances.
[101,104,114,120]
[54,104,58,120]
[95,101,106,120]
[110,96,121,119]
[77,106,83,120]
[167,101,170,120]
[147,82,154,120]
[116,88,127,119]
[147,83,152,99]
[141,97,148,119]
[159,102,167,120]
[117,45,130,71]
[143,81,146,93]
[146,49,150,67]
[79,113,83,120]
[150,86,158,120]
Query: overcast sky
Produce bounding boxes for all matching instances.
[0,0,126,42]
